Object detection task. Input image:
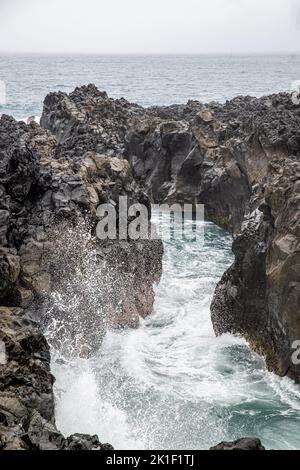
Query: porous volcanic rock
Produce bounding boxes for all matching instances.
[0,109,163,449]
[0,306,113,450]
[124,91,300,382]
[41,86,300,381]
[210,438,265,450]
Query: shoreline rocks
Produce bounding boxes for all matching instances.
[0,307,112,450]
[210,438,265,451]
[0,107,163,448]
[123,90,300,383]
[1,83,299,449]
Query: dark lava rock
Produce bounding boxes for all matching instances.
[0,97,163,449]
[210,438,265,451]
[64,433,113,450]
[117,89,300,383]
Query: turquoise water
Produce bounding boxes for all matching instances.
[49,216,300,450]
[0,54,300,119]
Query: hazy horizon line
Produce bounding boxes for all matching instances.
[1,51,300,57]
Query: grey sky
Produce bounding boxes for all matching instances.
[0,0,300,54]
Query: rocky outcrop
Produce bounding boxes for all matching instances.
[42,84,251,231]
[126,103,252,233]
[40,84,147,159]
[211,156,300,380]
[124,92,300,383]
[0,307,112,450]
[0,111,163,448]
[210,438,265,451]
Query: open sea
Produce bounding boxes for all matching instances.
[0,54,299,119]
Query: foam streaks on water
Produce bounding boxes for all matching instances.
[49,214,300,450]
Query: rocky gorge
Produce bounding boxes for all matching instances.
[0,84,299,450]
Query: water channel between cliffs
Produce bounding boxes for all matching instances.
[47,212,300,450]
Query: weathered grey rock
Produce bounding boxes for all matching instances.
[0,114,162,333]
[210,438,265,450]
[0,100,163,449]
[124,90,300,383]
[212,157,300,381]
[40,84,146,158]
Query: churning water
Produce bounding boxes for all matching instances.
[48,214,300,450]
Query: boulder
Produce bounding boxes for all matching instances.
[210,438,265,450]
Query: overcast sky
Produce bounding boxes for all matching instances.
[0,0,300,54]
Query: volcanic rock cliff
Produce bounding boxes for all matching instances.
[0,107,163,449]
[40,84,300,381]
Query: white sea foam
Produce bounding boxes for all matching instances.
[48,213,300,450]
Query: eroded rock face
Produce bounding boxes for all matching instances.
[0,114,162,332]
[126,102,252,233]
[0,307,113,450]
[0,108,163,448]
[212,157,300,380]
[40,84,147,158]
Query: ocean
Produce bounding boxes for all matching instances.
[2,54,300,450]
[0,54,300,119]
